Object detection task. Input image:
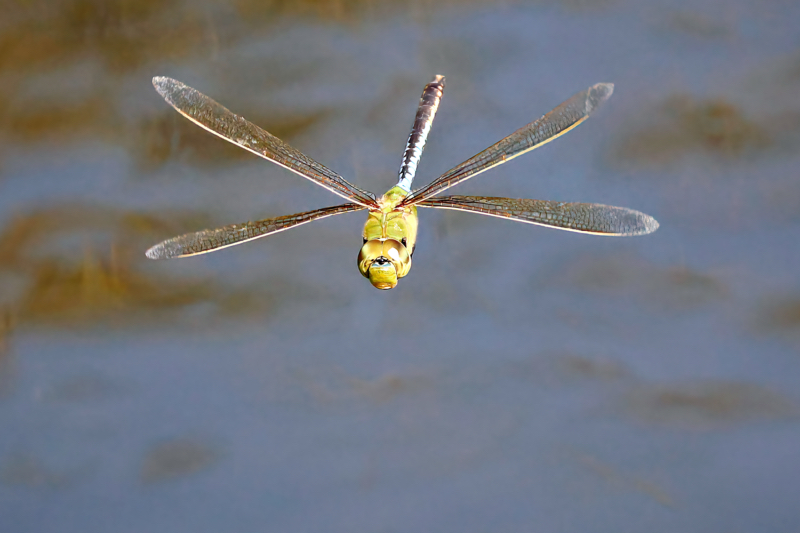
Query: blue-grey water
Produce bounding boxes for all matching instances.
[1,0,799,531]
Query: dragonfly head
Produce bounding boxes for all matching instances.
[357,238,412,290]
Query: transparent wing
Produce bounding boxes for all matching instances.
[146,203,365,259]
[153,77,378,208]
[401,83,614,206]
[418,196,658,236]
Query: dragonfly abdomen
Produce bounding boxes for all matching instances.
[396,75,446,192]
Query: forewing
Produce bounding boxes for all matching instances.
[146,203,365,259]
[418,196,659,236]
[153,77,377,208]
[401,83,613,206]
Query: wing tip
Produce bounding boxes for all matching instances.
[145,241,180,260]
[606,206,659,236]
[586,82,614,114]
[628,212,659,236]
[145,244,163,260]
[152,76,184,101]
[642,214,659,234]
[595,82,614,97]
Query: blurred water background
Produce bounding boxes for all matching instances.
[1,0,799,531]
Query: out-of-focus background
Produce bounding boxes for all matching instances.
[1,0,799,531]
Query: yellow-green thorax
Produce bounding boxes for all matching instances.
[357,186,418,290]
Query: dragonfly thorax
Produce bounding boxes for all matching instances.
[377,185,408,212]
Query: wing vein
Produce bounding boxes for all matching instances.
[146,203,365,259]
[419,196,658,236]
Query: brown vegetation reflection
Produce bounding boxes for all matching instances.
[0,0,616,168]
[0,453,82,488]
[665,11,733,39]
[568,449,674,507]
[1,0,208,74]
[620,380,797,429]
[0,311,13,397]
[0,0,359,169]
[757,297,800,331]
[141,437,220,483]
[754,296,800,346]
[0,0,495,75]
[541,252,726,311]
[612,95,774,166]
[0,204,273,330]
[4,86,332,172]
[1,0,511,81]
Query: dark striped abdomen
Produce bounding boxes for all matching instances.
[396,75,445,191]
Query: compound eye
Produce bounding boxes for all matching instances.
[357,239,412,287]
[358,240,385,278]
[381,239,408,264]
[401,238,407,247]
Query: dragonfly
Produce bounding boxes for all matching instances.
[147,75,658,289]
